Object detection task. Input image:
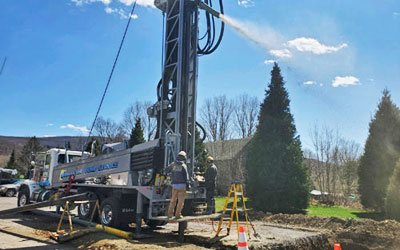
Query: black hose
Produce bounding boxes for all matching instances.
[196,122,207,142]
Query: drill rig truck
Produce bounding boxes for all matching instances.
[16,0,225,231]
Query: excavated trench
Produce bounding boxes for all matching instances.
[159,221,331,250]
[183,233,330,249]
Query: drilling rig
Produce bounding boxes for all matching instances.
[13,0,225,232]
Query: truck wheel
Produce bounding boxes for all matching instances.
[100,198,121,228]
[78,192,99,221]
[6,189,16,197]
[18,189,30,207]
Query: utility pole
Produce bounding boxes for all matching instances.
[0,57,6,76]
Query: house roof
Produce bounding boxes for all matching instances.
[205,138,251,161]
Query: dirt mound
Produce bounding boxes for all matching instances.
[263,214,400,250]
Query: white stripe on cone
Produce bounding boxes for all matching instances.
[238,226,249,250]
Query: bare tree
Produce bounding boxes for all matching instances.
[338,139,359,198]
[121,101,156,141]
[200,95,233,141]
[142,101,157,141]
[94,116,124,144]
[308,124,360,205]
[121,101,143,136]
[233,94,259,138]
[201,98,218,141]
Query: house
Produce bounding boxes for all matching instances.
[205,138,251,195]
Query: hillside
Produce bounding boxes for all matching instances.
[0,136,89,157]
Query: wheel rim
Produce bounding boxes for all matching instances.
[20,194,27,206]
[101,205,113,225]
[6,190,14,197]
[80,203,90,216]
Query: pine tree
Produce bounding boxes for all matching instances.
[129,118,145,148]
[195,128,208,172]
[358,89,400,211]
[18,136,43,177]
[245,63,309,213]
[385,159,400,220]
[6,149,18,170]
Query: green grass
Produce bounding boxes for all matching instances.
[306,205,370,219]
[216,196,372,220]
[215,196,248,212]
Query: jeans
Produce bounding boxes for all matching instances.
[168,188,187,218]
[206,188,216,214]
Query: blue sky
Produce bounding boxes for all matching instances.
[0,0,399,151]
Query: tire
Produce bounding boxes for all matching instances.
[78,192,98,221]
[100,197,121,228]
[17,188,30,207]
[6,189,16,197]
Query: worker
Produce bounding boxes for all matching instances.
[205,156,217,214]
[167,151,189,219]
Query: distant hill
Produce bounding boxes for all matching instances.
[0,136,89,157]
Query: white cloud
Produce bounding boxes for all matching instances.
[303,81,316,85]
[46,123,54,127]
[104,7,139,19]
[71,0,111,6]
[331,76,360,87]
[105,6,113,13]
[286,37,347,54]
[264,59,275,64]
[60,124,90,134]
[118,0,155,8]
[269,49,292,59]
[44,135,57,138]
[237,0,255,8]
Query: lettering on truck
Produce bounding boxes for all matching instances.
[59,162,119,180]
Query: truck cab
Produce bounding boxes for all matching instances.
[17,148,90,207]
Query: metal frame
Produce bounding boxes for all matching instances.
[159,0,198,176]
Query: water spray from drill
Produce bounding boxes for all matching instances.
[198,2,280,53]
[219,14,271,50]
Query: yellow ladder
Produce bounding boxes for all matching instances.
[215,181,250,239]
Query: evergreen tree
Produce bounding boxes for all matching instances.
[6,149,18,170]
[385,159,400,220]
[18,136,43,177]
[246,63,309,213]
[195,128,208,172]
[129,118,145,148]
[358,89,400,211]
[85,137,102,156]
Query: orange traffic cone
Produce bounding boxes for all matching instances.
[334,243,342,250]
[238,226,249,250]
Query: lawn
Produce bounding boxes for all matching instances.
[215,196,372,220]
[306,205,368,219]
[215,196,248,212]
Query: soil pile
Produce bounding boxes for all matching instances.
[263,214,400,250]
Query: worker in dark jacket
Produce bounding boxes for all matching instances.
[167,151,189,219]
[205,156,217,214]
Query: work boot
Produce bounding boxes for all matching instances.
[175,215,183,220]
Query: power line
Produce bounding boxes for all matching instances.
[83,1,138,151]
[0,57,7,76]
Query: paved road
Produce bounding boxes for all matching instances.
[0,196,71,250]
